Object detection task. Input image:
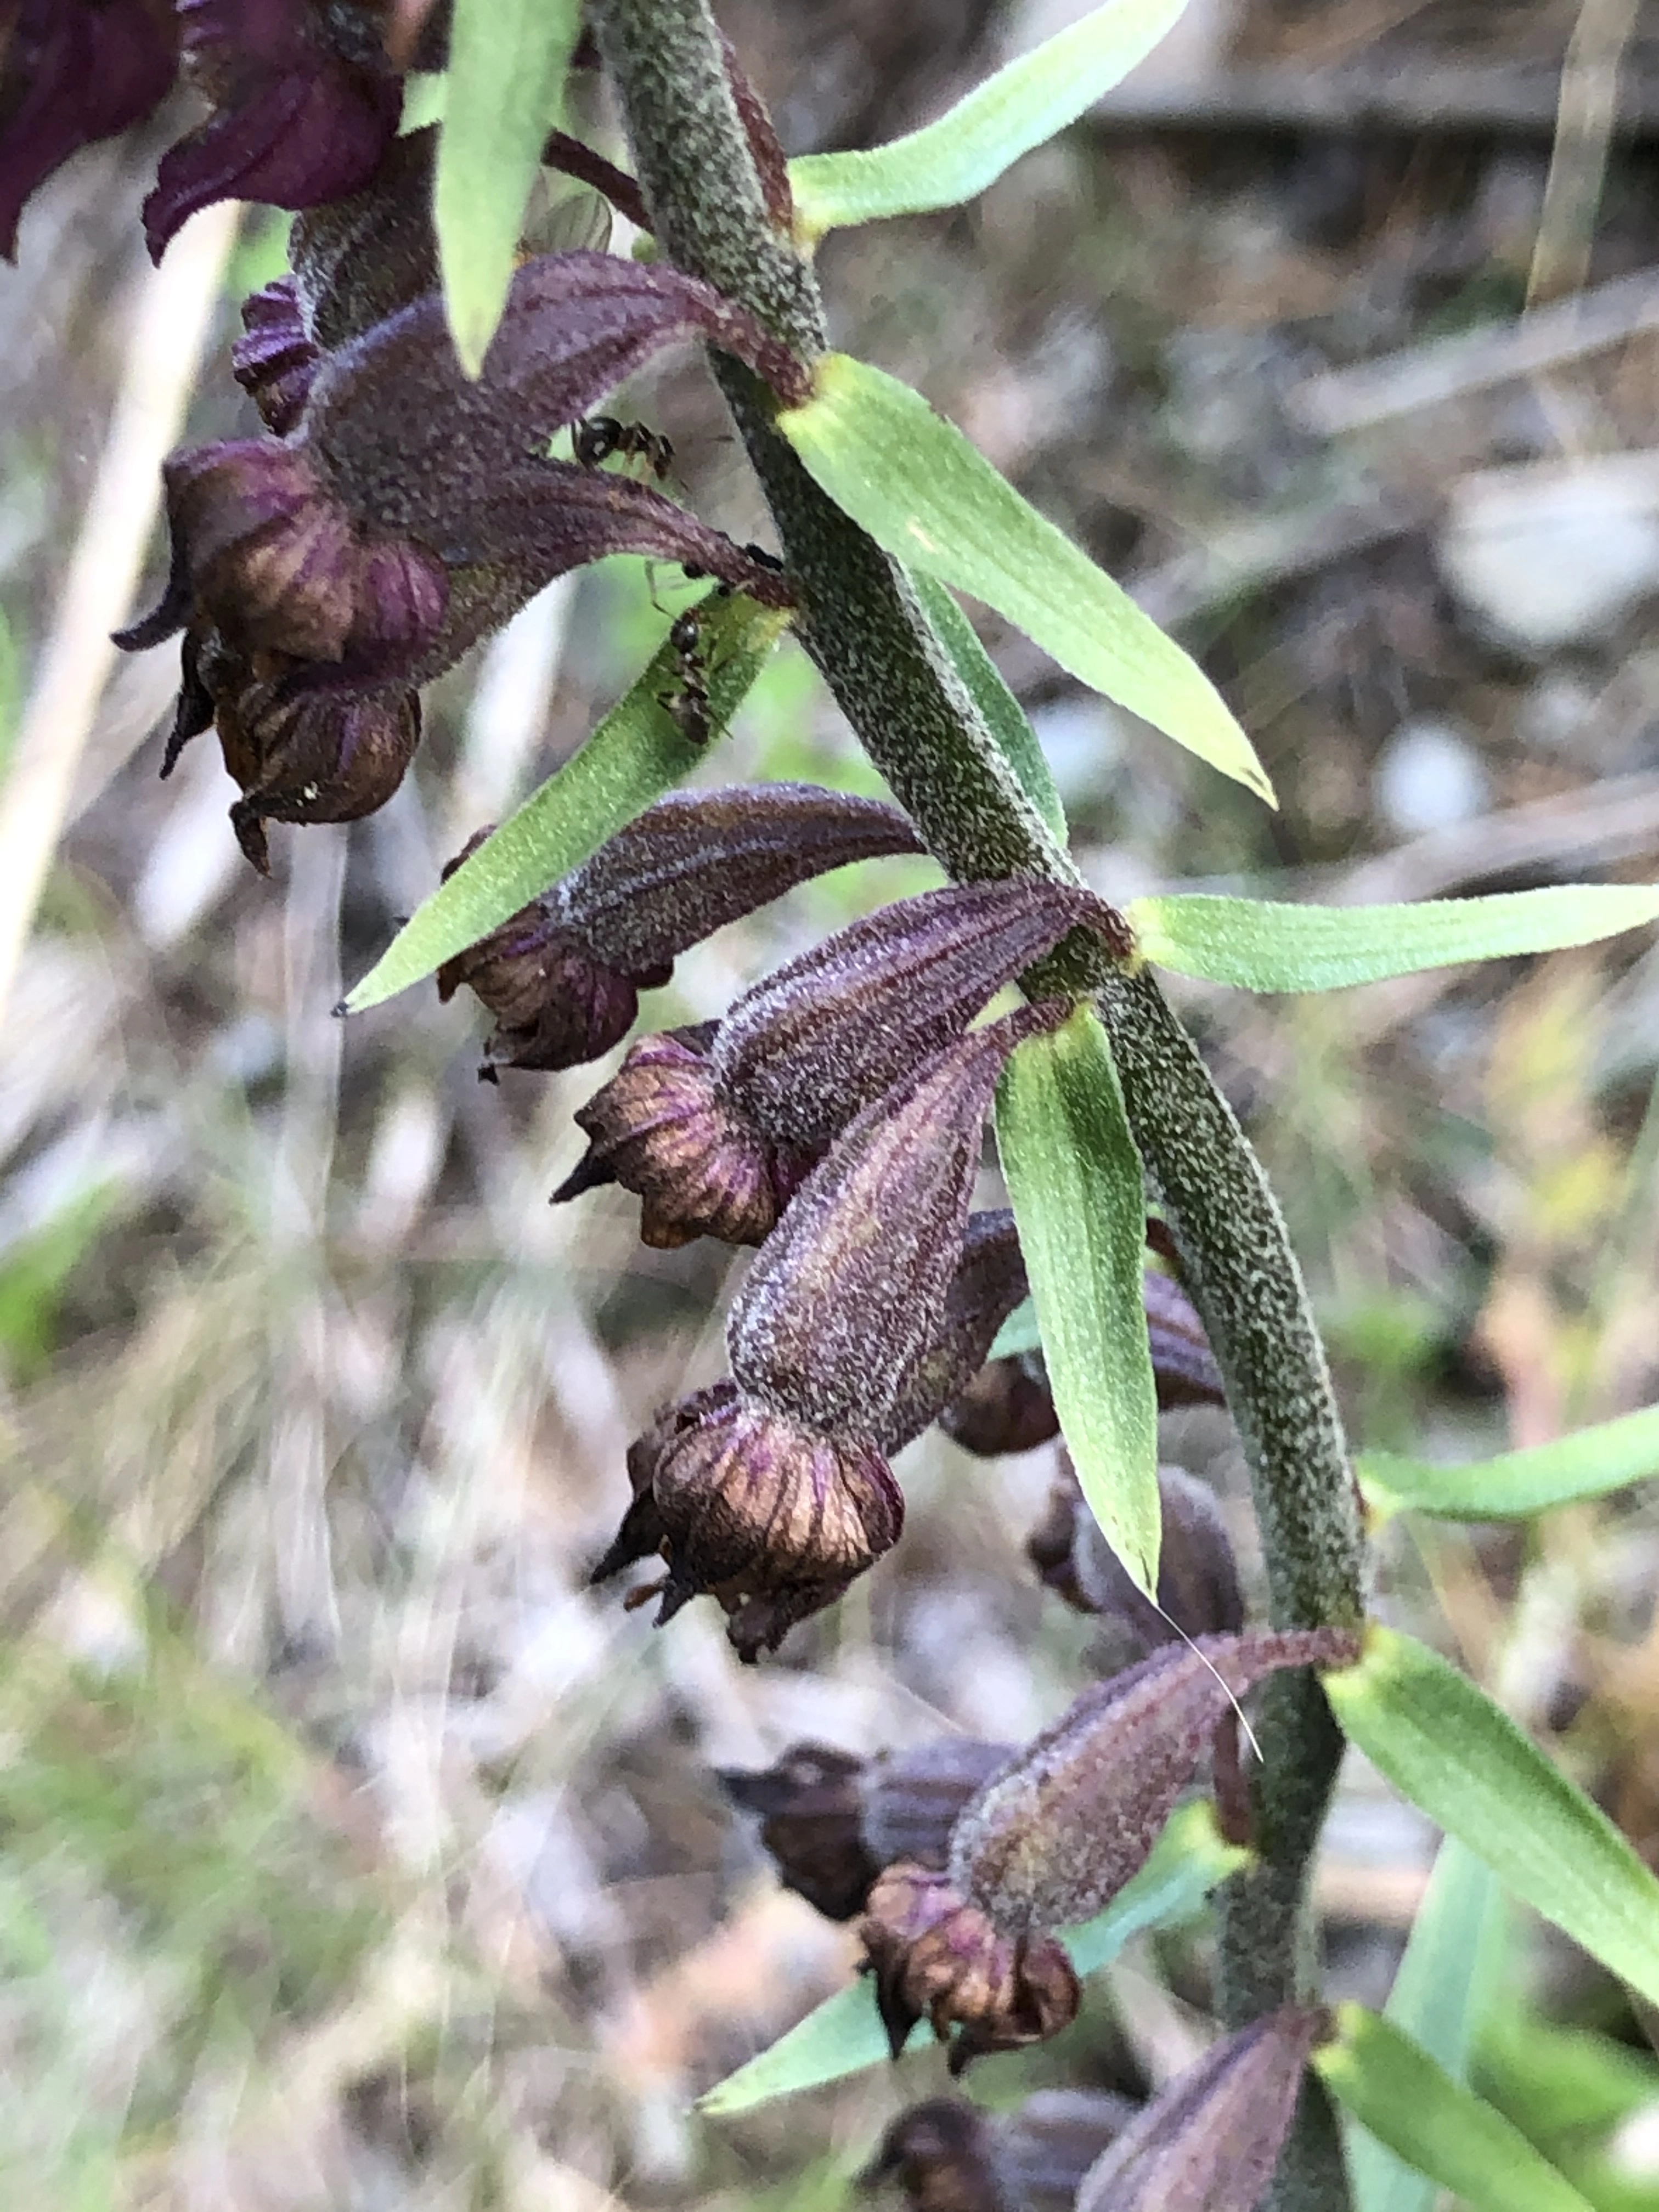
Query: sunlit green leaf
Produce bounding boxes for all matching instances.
[1323,1629,1659,2010]
[436,0,582,374]
[1359,1404,1659,1526]
[996,1006,1159,1594]
[1347,1839,1506,2212]
[699,1802,1245,2116]
[778,355,1273,803]
[342,595,790,1014]
[1130,885,1659,992]
[788,0,1190,240]
[1316,2005,1597,2212]
[912,571,1066,842]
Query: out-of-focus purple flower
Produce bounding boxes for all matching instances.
[142,0,406,262]
[0,0,177,259]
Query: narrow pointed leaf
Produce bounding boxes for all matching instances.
[1323,1629,1659,2010]
[1316,2005,1596,2212]
[1131,885,1659,992]
[913,571,1066,841]
[1359,1404,1659,1526]
[342,595,789,1013]
[779,356,1273,803]
[1348,1840,1506,2212]
[698,1802,1245,2115]
[788,0,1191,240]
[436,0,583,374]
[996,1005,1160,1595]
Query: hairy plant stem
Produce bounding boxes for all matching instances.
[591,3,1366,2199]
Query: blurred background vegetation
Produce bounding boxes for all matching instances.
[4,0,1659,2204]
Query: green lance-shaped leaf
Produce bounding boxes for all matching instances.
[342,595,790,1014]
[1323,1628,1659,2011]
[778,355,1273,805]
[1130,884,1659,992]
[912,571,1066,841]
[996,1005,1160,1595]
[1359,1403,1659,1526]
[699,1801,1245,2116]
[437,0,584,374]
[1347,1839,1506,2212]
[788,0,1191,241]
[1315,2005,1597,2212]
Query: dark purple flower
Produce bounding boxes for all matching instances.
[860,2092,1137,2212]
[143,0,405,262]
[438,785,922,1079]
[951,1628,1362,1935]
[591,1379,905,1662]
[859,1864,1080,2073]
[1026,1459,1244,1657]
[1,0,177,260]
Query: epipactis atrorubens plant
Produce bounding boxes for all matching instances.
[20,0,1659,2205]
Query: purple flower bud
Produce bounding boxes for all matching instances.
[1074,2007,1330,2212]
[590,1380,905,1662]
[1,0,177,259]
[730,1005,1068,1443]
[949,1629,1362,1935]
[441,785,922,1078]
[720,1735,1013,1921]
[232,275,320,436]
[859,1864,1080,2073]
[1028,1459,1244,1659]
[860,2091,1137,2212]
[142,0,406,262]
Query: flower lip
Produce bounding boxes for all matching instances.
[593,1382,904,1662]
[859,1864,1080,2074]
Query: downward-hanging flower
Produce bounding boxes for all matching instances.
[0,0,177,260]
[592,1005,1073,1657]
[116,204,804,863]
[437,785,923,1078]
[558,881,1124,1246]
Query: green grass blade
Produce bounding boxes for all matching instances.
[342,595,789,1015]
[779,355,1272,804]
[788,0,1191,239]
[996,1006,1160,1595]
[1347,1841,1506,2212]
[1324,1629,1659,2011]
[1130,885,1659,992]
[436,0,583,374]
[912,571,1066,840]
[699,1802,1245,2116]
[1317,2006,1597,2212]
[1358,1404,1659,1525]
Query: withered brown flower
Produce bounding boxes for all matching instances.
[859,1864,1080,2073]
[590,1381,905,1662]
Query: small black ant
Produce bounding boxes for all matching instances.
[573,415,675,479]
[660,607,713,748]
